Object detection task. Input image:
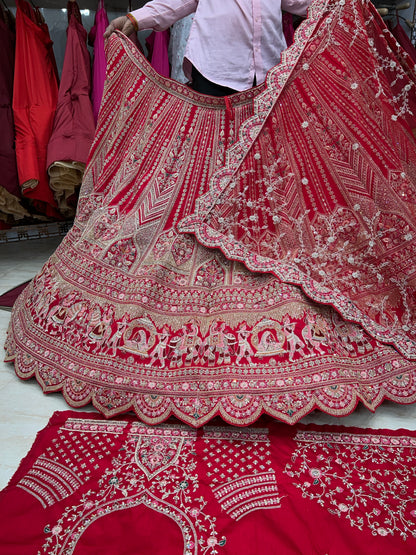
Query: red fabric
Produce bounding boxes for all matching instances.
[5,0,416,427]
[128,29,145,55]
[0,281,30,309]
[0,410,416,554]
[180,0,416,358]
[47,2,95,168]
[0,15,19,200]
[12,0,60,219]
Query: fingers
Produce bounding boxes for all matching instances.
[104,16,133,39]
[121,21,136,36]
[103,22,114,39]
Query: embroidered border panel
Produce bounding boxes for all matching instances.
[0,411,415,554]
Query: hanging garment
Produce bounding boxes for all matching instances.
[169,13,194,83]
[0,11,30,224]
[1,410,416,554]
[5,0,416,427]
[12,0,60,219]
[88,0,109,123]
[146,30,171,78]
[47,1,95,218]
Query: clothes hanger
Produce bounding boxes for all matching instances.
[0,0,12,14]
[378,1,410,16]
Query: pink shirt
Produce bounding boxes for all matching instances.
[131,0,311,91]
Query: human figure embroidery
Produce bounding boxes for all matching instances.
[5,0,416,426]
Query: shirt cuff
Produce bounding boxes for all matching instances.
[130,0,197,32]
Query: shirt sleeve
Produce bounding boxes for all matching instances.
[281,0,312,17]
[130,0,198,31]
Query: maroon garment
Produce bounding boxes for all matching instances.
[0,15,19,199]
[88,0,109,123]
[47,1,95,169]
[0,281,29,309]
[282,12,295,48]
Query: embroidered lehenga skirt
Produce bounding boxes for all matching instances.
[5,0,416,426]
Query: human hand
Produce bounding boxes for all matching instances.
[104,16,136,39]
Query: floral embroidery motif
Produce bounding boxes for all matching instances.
[194,259,226,288]
[102,237,138,270]
[284,430,416,540]
[134,430,186,479]
[40,421,226,554]
[153,228,176,260]
[203,427,283,520]
[171,234,195,267]
[17,419,127,507]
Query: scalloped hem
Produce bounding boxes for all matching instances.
[5,350,416,427]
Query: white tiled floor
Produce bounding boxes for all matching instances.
[0,236,98,489]
[1,236,416,490]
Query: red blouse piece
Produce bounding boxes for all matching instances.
[0,411,415,554]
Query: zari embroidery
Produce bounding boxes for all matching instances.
[5,0,416,427]
[203,427,282,521]
[284,430,416,540]
[40,421,226,555]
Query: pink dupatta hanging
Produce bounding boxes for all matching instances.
[89,0,109,123]
[146,30,171,78]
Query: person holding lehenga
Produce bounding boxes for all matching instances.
[5,0,416,426]
[104,0,311,95]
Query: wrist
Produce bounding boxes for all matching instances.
[126,12,139,31]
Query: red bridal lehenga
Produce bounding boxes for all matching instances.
[5,0,416,426]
